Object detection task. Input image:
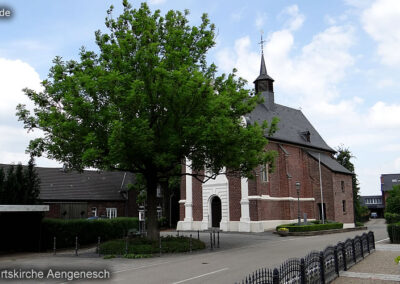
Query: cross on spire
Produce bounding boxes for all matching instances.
[259,31,265,55]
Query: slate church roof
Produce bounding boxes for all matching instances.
[248,52,351,175]
[0,164,134,201]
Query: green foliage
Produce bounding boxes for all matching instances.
[387,223,400,243]
[41,217,139,249]
[123,253,152,259]
[385,212,400,224]
[395,256,400,264]
[99,236,205,255]
[355,222,364,227]
[276,222,343,232]
[335,146,363,222]
[16,1,278,240]
[0,158,40,204]
[386,185,400,215]
[103,254,116,259]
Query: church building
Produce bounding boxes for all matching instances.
[177,52,354,232]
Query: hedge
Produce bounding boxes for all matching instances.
[276,222,343,232]
[41,217,139,249]
[385,212,400,224]
[387,222,400,243]
[99,236,205,255]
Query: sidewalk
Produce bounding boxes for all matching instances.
[333,239,400,284]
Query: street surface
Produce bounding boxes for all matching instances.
[0,219,387,284]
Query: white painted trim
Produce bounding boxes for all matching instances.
[178,200,186,204]
[0,205,49,212]
[248,195,315,201]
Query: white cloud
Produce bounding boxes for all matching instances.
[368,101,400,128]
[279,5,305,31]
[0,58,52,166]
[0,58,41,113]
[362,0,400,66]
[148,0,166,5]
[255,12,267,30]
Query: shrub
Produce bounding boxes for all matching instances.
[41,217,139,249]
[395,256,400,264]
[355,222,364,227]
[387,223,400,243]
[276,222,343,232]
[385,212,400,224]
[99,236,205,256]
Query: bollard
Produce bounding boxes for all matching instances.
[125,237,129,255]
[53,236,56,255]
[198,230,200,240]
[217,231,220,248]
[190,234,192,253]
[159,237,162,257]
[210,231,213,250]
[75,236,78,256]
[97,236,101,256]
[213,230,216,247]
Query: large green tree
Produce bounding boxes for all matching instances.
[335,146,367,222]
[16,1,277,239]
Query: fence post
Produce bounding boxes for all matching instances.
[53,236,56,255]
[213,230,216,247]
[189,234,192,253]
[272,268,279,284]
[125,237,129,255]
[300,258,306,284]
[360,239,364,259]
[159,236,162,257]
[177,230,179,237]
[210,231,213,250]
[198,230,200,240]
[351,240,356,264]
[319,251,325,284]
[334,246,339,276]
[371,232,375,249]
[75,236,78,256]
[342,245,347,271]
[217,231,220,248]
[97,236,101,256]
[366,235,370,254]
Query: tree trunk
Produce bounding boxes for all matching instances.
[146,174,159,241]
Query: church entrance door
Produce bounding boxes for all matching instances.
[211,196,222,228]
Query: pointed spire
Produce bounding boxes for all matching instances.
[260,53,268,76]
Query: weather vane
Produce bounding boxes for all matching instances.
[259,30,265,55]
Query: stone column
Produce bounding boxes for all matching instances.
[239,177,251,232]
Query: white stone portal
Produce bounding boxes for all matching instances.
[201,169,229,230]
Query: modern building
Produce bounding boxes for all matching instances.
[177,52,354,232]
[381,173,400,205]
[360,195,384,218]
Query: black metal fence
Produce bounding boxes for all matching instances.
[237,231,375,284]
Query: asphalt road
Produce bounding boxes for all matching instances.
[0,219,387,284]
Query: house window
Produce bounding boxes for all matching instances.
[341,181,345,192]
[342,200,346,213]
[106,208,117,219]
[91,207,97,217]
[157,206,162,219]
[261,164,269,182]
[157,185,162,198]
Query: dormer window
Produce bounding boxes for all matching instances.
[300,131,311,142]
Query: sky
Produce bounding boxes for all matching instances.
[1,0,400,196]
